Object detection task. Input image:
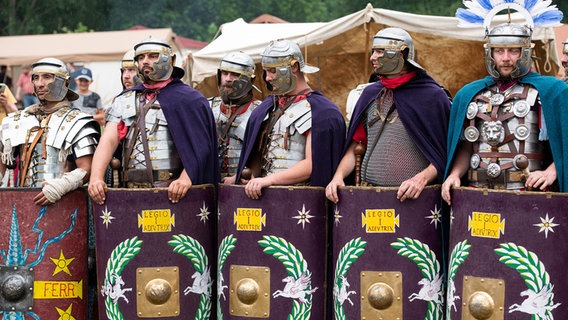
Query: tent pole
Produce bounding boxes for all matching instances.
[364,22,371,80]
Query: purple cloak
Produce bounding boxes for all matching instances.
[130,79,219,185]
[347,72,451,183]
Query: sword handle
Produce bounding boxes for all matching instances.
[241,167,252,181]
[110,157,121,188]
[354,142,366,186]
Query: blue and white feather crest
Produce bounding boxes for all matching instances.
[456,0,563,29]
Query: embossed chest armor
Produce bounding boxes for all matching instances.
[121,96,182,185]
[261,99,312,177]
[463,83,544,189]
[211,97,259,177]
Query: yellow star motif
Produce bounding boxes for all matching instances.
[50,250,75,276]
[56,303,76,320]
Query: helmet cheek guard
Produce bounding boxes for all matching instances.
[376,49,405,75]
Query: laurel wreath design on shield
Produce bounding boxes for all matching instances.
[446,240,471,319]
[258,235,316,320]
[169,234,212,320]
[495,242,561,319]
[333,237,367,320]
[103,236,143,320]
[391,237,444,320]
[217,234,237,320]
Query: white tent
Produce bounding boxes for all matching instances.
[192,3,560,113]
[0,28,191,107]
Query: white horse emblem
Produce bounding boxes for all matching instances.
[273,272,318,304]
[333,275,356,306]
[184,266,212,297]
[101,273,132,304]
[408,273,443,305]
[509,286,561,317]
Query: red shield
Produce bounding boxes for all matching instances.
[217,185,327,320]
[332,186,444,320]
[93,185,216,320]
[0,188,89,319]
[447,187,568,319]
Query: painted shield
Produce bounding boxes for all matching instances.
[332,186,444,320]
[217,185,327,320]
[0,188,89,319]
[446,187,568,320]
[93,185,216,320]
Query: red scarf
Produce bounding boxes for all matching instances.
[379,71,417,89]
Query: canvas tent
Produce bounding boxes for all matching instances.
[0,28,191,106]
[0,28,184,66]
[192,3,561,115]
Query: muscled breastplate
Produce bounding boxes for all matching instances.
[123,97,182,186]
[211,97,259,177]
[464,83,544,189]
[260,99,312,177]
[361,99,429,186]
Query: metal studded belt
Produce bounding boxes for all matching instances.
[468,169,525,188]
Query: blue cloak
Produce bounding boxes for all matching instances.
[446,72,568,191]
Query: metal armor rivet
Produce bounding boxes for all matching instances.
[367,282,394,310]
[236,278,260,305]
[2,275,27,302]
[468,291,494,320]
[144,278,172,305]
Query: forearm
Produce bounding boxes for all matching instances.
[333,143,357,180]
[447,141,472,179]
[265,159,312,186]
[415,163,438,185]
[90,125,119,182]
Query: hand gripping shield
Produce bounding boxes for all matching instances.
[332,186,444,320]
[93,185,216,319]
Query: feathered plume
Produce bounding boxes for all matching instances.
[456,0,563,28]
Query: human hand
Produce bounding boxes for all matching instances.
[88,179,108,205]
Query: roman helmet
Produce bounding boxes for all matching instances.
[261,39,319,95]
[133,38,184,82]
[217,51,256,101]
[31,57,79,101]
[484,23,533,79]
[121,49,142,87]
[371,27,423,75]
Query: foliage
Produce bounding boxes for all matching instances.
[1,0,566,41]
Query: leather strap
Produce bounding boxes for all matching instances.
[19,114,52,187]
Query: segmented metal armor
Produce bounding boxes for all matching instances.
[463,83,545,189]
[260,99,312,177]
[1,104,99,187]
[211,97,260,177]
[107,91,182,187]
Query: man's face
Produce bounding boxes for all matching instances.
[31,72,55,100]
[370,48,385,74]
[492,47,522,78]
[122,67,138,89]
[561,47,568,76]
[136,52,161,79]
[219,70,241,97]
